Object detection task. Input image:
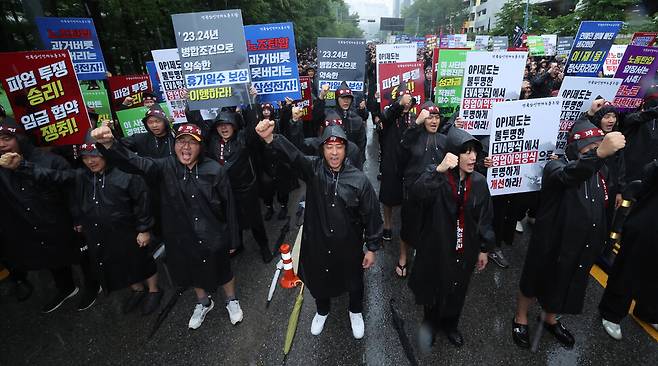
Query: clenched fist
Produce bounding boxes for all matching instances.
[256,119,275,143]
[319,84,330,100]
[0,152,22,170]
[399,93,412,107]
[436,152,459,173]
[291,106,303,121]
[596,131,625,159]
[91,126,114,148]
[416,109,430,125]
[588,98,606,116]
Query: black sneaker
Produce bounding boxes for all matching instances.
[260,246,274,263]
[277,207,288,220]
[445,328,464,348]
[544,320,575,348]
[123,290,146,314]
[42,287,79,313]
[264,206,274,221]
[14,279,34,302]
[488,248,510,268]
[77,286,101,311]
[141,291,163,315]
[382,229,392,241]
[512,317,530,349]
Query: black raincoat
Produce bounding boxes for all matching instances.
[379,98,415,206]
[620,107,658,181]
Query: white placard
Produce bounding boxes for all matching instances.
[541,34,558,56]
[375,43,417,101]
[603,44,627,77]
[151,48,188,124]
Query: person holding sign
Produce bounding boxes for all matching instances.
[121,105,176,159]
[620,91,658,182]
[513,119,626,349]
[89,123,243,330]
[255,118,382,340]
[408,127,493,349]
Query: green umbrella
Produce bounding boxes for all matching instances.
[283,283,305,359]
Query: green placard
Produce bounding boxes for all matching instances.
[116,103,170,137]
[527,36,545,56]
[0,86,14,118]
[434,49,467,117]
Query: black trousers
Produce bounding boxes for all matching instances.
[239,222,269,249]
[315,283,364,315]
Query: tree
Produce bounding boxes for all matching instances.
[490,0,551,37]
[401,0,468,35]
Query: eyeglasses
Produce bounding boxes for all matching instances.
[175,139,200,147]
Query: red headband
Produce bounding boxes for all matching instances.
[324,119,343,127]
[0,125,22,135]
[423,105,440,114]
[337,89,353,97]
[79,143,97,152]
[324,135,346,144]
[568,128,605,143]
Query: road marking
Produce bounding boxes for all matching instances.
[590,264,658,342]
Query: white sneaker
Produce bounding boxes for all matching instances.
[602,319,622,340]
[515,221,524,233]
[188,300,214,329]
[349,311,365,339]
[311,313,328,335]
[226,299,243,325]
[650,323,658,331]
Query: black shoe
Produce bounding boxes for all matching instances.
[376,173,382,181]
[14,280,34,302]
[42,287,79,313]
[260,246,274,263]
[229,245,244,258]
[512,318,530,349]
[77,286,101,311]
[264,207,274,221]
[382,229,392,241]
[277,207,288,220]
[488,248,510,268]
[544,320,575,348]
[445,328,464,347]
[123,290,146,314]
[141,291,163,315]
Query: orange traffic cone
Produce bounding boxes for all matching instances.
[279,243,300,288]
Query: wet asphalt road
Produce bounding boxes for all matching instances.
[1,123,657,366]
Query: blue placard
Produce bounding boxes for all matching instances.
[35,17,107,80]
[146,61,165,102]
[564,21,623,77]
[244,22,301,104]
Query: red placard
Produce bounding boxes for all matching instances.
[0,50,91,146]
[631,32,658,47]
[295,76,313,122]
[107,74,152,109]
[378,61,425,114]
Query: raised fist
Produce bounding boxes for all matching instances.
[291,106,303,121]
[255,119,276,143]
[596,131,625,158]
[416,109,430,124]
[437,152,459,173]
[91,126,114,147]
[0,152,22,170]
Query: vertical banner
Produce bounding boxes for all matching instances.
[378,62,425,115]
[556,36,574,59]
[146,61,165,102]
[564,21,623,77]
[474,36,491,51]
[172,9,250,110]
[434,49,467,117]
[487,97,562,196]
[116,103,170,137]
[527,36,545,56]
[107,75,152,110]
[151,48,188,124]
[492,36,509,51]
[541,35,557,56]
[35,17,107,81]
[316,38,366,106]
[630,32,658,47]
[244,22,300,104]
[556,76,622,153]
[603,45,628,77]
[295,76,313,121]
[0,50,91,145]
[80,81,111,125]
[613,46,658,112]
[459,51,527,135]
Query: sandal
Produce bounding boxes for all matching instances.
[395,263,407,278]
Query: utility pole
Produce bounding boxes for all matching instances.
[523,0,530,31]
[415,16,419,37]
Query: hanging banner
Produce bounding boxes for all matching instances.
[474,36,491,51]
[151,48,188,124]
[244,22,300,104]
[556,76,622,154]
[316,37,366,106]
[79,81,111,126]
[487,97,562,196]
[556,36,574,59]
[172,9,250,110]
[459,51,527,135]
[107,75,152,110]
[434,49,467,117]
[146,61,165,102]
[295,76,313,122]
[439,34,467,49]
[603,45,628,77]
[613,46,658,112]
[630,32,657,47]
[527,36,545,56]
[0,50,91,146]
[35,17,107,81]
[541,35,557,56]
[564,21,623,77]
[116,103,170,137]
[378,62,425,115]
[492,36,509,51]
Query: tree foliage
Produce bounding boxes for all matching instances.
[0,0,362,74]
[401,0,468,35]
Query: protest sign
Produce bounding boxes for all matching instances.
[79,81,111,126]
[295,76,313,121]
[425,35,438,48]
[556,36,574,59]
[146,61,165,102]
[375,43,417,102]
[459,51,527,135]
[0,50,91,145]
[316,37,366,106]
[474,36,491,51]
[487,97,561,195]
[527,36,545,56]
[151,48,188,124]
[107,75,152,110]
[35,17,107,81]
[439,34,467,49]
[541,34,557,56]
[603,44,627,77]
[630,32,657,47]
[564,21,622,76]
[244,22,300,104]
[492,36,509,51]
[434,49,467,117]
[116,103,170,137]
[378,62,424,115]
[172,9,250,110]
[613,45,658,112]
[556,76,622,153]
